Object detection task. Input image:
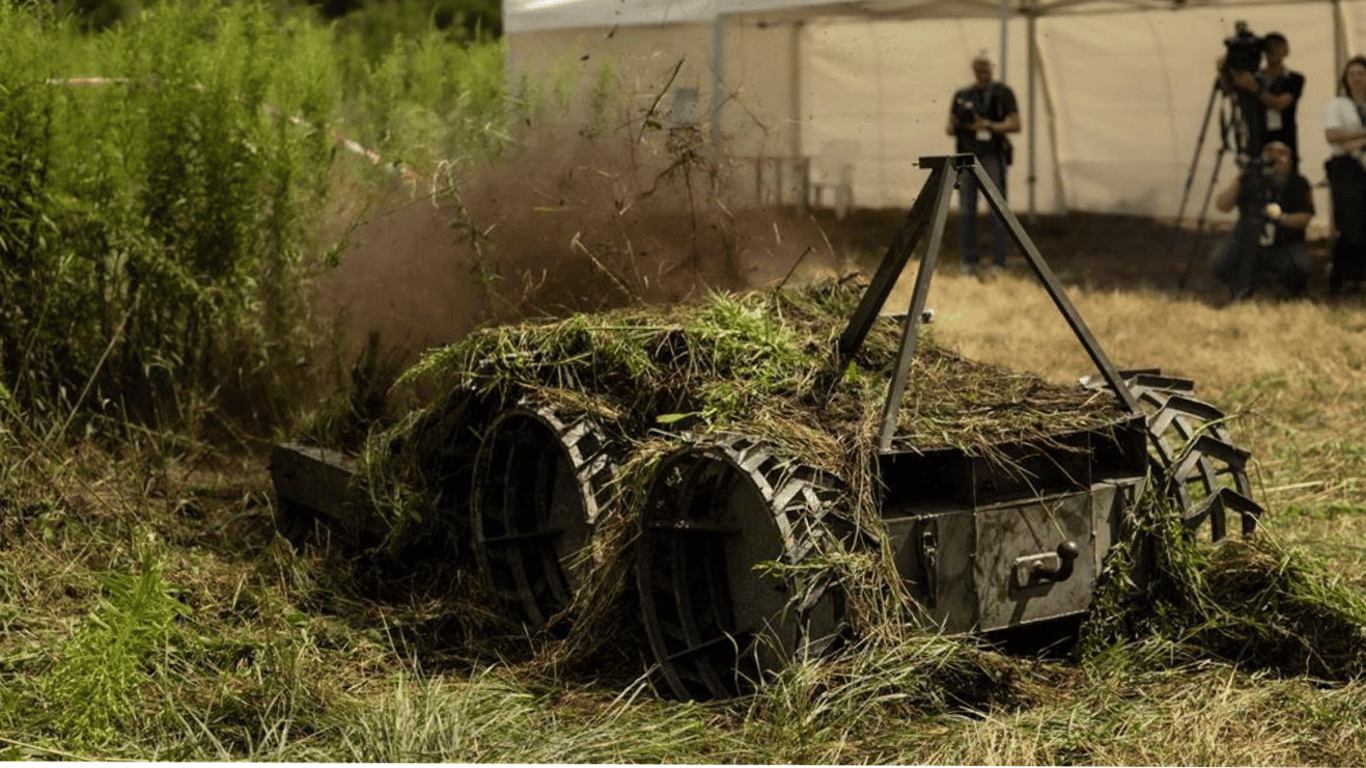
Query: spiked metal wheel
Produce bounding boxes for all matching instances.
[636,436,841,700]
[1082,369,1261,540]
[471,403,616,630]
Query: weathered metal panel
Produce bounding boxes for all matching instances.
[885,477,1146,634]
[886,507,978,634]
[269,443,355,513]
[268,442,381,538]
[1091,477,1146,577]
[968,429,1094,506]
[973,489,1096,630]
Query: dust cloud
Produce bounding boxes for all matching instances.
[312,127,847,372]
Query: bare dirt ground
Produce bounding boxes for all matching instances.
[820,206,1334,303]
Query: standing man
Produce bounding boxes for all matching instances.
[1227,32,1305,162]
[946,53,1020,275]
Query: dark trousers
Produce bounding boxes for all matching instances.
[1210,218,1262,298]
[1326,154,1366,291]
[1210,220,1312,299]
[957,153,1009,267]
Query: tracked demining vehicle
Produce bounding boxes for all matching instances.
[270,156,1262,700]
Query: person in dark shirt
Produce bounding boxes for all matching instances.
[945,53,1020,275]
[1225,32,1305,162]
[1210,141,1314,300]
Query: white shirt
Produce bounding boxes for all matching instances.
[1326,95,1366,157]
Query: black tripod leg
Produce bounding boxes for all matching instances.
[1172,80,1221,288]
[876,157,958,449]
[1185,142,1233,286]
[1178,83,1240,290]
[970,161,1142,415]
[836,163,946,368]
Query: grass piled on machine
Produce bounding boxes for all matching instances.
[390,277,1126,464]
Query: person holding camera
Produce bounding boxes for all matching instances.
[1250,34,1304,157]
[1324,55,1366,295]
[1219,29,1303,161]
[1210,141,1314,301]
[945,53,1020,275]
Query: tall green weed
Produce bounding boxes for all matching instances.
[0,0,512,435]
[43,552,187,743]
[349,29,506,175]
[0,0,343,431]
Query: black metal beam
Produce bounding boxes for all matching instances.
[877,156,960,450]
[836,153,1141,452]
[836,162,945,369]
[967,158,1141,414]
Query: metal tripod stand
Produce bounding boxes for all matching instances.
[832,154,1141,451]
[1174,77,1256,289]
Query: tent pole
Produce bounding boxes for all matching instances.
[1334,0,1348,75]
[1027,4,1037,223]
[711,12,726,163]
[999,0,1009,81]
[1028,7,1065,215]
[791,21,804,174]
[791,20,807,213]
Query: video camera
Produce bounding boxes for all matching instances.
[952,95,978,128]
[1223,20,1264,75]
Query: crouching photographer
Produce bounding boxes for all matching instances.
[1210,141,1314,301]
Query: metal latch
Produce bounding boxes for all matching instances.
[918,526,939,609]
[1011,541,1080,590]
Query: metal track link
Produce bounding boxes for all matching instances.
[637,434,841,700]
[471,401,617,631]
[1082,368,1261,540]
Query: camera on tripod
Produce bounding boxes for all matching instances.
[1222,20,1264,75]
[1236,156,1277,218]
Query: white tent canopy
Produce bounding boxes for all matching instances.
[507,0,1332,32]
[504,0,1366,225]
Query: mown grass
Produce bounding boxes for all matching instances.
[4,0,1366,762]
[5,270,1366,763]
[918,270,1366,523]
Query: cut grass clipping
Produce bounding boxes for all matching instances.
[299,278,1366,687]
[1084,511,1366,681]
